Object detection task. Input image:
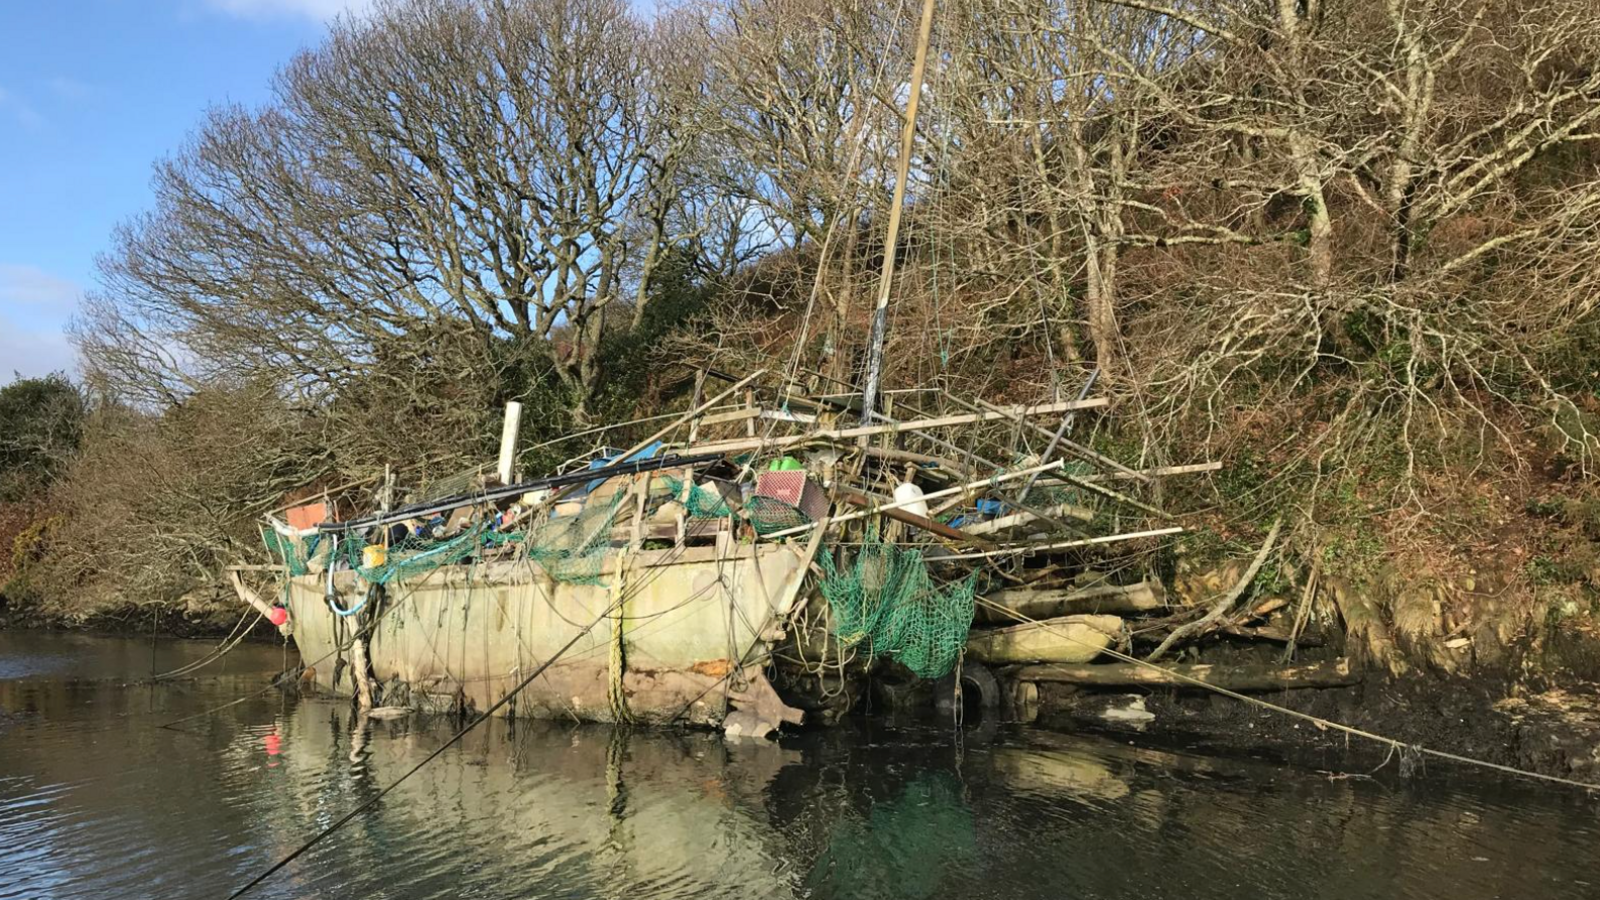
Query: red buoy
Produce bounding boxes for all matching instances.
[268,606,289,627]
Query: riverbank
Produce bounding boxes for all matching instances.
[1036,668,1600,784]
[0,603,270,641]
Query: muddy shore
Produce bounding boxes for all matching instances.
[1035,674,1600,784]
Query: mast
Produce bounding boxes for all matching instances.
[859,0,938,425]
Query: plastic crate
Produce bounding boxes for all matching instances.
[754,470,828,522]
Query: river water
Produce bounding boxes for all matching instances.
[2,632,1599,900]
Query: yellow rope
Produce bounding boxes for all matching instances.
[975,596,1600,792]
[608,550,634,724]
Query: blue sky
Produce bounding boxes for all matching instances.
[0,0,368,384]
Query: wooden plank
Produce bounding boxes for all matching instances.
[683,399,1109,456]
[1083,462,1222,482]
[773,516,829,616]
[952,527,1185,559]
[698,408,762,426]
[760,409,819,424]
[1011,659,1359,691]
[699,407,821,427]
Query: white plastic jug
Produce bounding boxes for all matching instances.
[893,482,930,519]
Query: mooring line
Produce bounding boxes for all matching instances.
[974,596,1600,793]
[224,592,627,900]
[156,577,427,731]
[145,608,259,683]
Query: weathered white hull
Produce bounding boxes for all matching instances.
[287,543,808,729]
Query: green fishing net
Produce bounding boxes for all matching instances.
[261,527,313,577]
[260,489,627,587]
[818,533,976,679]
[260,469,820,587]
[744,495,809,535]
[337,527,491,584]
[523,490,626,585]
[660,475,735,519]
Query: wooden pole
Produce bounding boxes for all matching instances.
[949,527,1186,559]
[687,369,707,443]
[839,490,994,546]
[1011,659,1358,691]
[497,401,523,485]
[859,0,940,425]
[1083,462,1221,482]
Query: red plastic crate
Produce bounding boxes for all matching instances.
[754,470,828,522]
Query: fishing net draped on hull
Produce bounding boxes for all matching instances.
[521,492,626,585]
[261,492,627,587]
[818,535,976,679]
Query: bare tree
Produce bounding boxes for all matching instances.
[86,0,683,417]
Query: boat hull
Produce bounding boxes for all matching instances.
[287,543,807,729]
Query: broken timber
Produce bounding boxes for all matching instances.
[979,581,1166,623]
[683,398,1108,456]
[1011,658,1360,692]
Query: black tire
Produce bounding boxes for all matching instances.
[934,660,1000,715]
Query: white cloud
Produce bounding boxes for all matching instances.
[0,266,80,383]
[0,319,76,384]
[0,264,81,310]
[204,0,373,21]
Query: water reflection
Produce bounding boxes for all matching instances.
[4,633,1600,899]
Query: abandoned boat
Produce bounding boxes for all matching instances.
[235,371,1237,738]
